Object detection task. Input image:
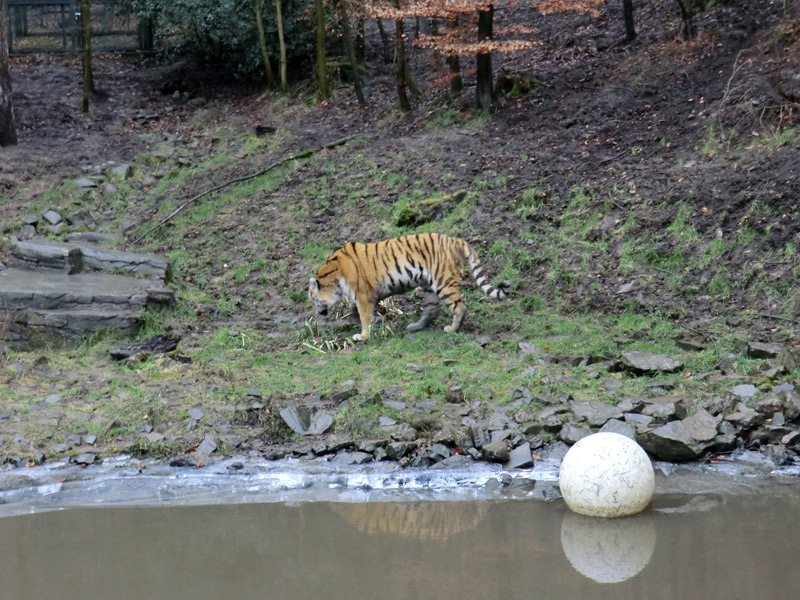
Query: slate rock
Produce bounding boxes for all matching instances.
[392,424,418,441]
[507,442,534,469]
[386,441,413,460]
[66,209,96,227]
[188,407,204,420]
[676,339,707,351]
[425,443,453,462]
[536,407,568,422]
[641,399,677,421]
[620,351,683,374]
[535,441,570,462]
[559,424,592,445]
[711,420,739,453]
[42,210,63,225]
[74,177,97,188]
[637,410,719,461]
[715,354,739,373]
[601,378,625,390]
[724,409,764,430]
[475,335,492,348]
[431,454,474,469]
[488,428,512,443]
[331,451,373,465]
[730,384,757,399]
[470,423,491,449]
[330,385,357,403]
[410,454,433,468]
[357,440,381,453]
[197,434,217,454]
[280,404,334,435]
[482,441,510,463]
[755,394,784,416]
[570,401,623,426]
[110,164,132,179]
[747,341,781,359]
[445,384,465,403]
[599,418,636,440]
[75,453,97,465]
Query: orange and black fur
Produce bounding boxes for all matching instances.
[308,233,509,341]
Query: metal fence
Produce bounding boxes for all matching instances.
[6,0,150,54]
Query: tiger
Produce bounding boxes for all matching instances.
[308,233,510,341]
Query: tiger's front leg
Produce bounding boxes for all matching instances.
[353,294,377,341]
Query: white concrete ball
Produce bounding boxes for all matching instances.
[559,432,654,518]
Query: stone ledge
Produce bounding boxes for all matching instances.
[10,238,169,279]
[0,269,174,311]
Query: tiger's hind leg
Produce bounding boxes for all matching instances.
[406,290,441,332]
[353,293,377,341]
[441,286,467,333]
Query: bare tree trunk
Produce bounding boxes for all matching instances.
[273,0,288,91]
[0,0,18,146]
[674,0,696,40]
[315,0,330,100]
[447,17,463,95]
[475,5,493,110]
[394,17,411,111]
[254,0,276,88]
[355,15,365,65]
[623,0,635,42]
[80,0,94,113]
[377,18,391,63]
[336,0,365,107]
[405,54,420,99]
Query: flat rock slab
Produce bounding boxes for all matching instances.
[11,239,168,278]
[0,269,174,349]
[621,351,683,374]
[280,404,334,436]
[0,268,174,311]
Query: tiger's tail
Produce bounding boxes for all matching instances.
[463,241,510,299]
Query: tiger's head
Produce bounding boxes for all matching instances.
[308,276,343,321]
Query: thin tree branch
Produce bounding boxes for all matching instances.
[129,134,367,246]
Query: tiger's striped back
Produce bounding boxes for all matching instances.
[309,233,509,341]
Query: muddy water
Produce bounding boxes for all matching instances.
[1,492,798,600]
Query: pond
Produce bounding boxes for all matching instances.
[1,459,799,599]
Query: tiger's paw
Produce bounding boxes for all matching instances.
[352,333,368,342]
[443,325,457,333]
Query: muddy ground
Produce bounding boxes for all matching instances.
[1,0,799,467]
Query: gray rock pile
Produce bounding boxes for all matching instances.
[202,348,800,472]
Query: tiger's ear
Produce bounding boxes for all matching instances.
[309,277,319,292]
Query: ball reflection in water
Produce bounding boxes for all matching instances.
[561,511,656,584]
